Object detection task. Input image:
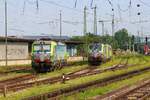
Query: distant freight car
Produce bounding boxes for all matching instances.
[88,43,112,65]
[31,41,69,72]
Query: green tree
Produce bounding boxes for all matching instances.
[71,33,102,56]
[114,28,129,50]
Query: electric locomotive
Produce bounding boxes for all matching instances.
[88,43,112,65]
[31,40,68,72]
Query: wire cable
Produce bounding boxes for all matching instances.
[40,0,93,14]
[138,0,150,7]
[118,4,129,12]
[22,0,39,14]
[107,0,113,7]
[117,0,132,12]
[26,0,36,5]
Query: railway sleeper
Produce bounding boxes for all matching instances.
[127,93,145,98]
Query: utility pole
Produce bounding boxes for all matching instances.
[93,6,97,35]
[83,6,87,35]
[83,6,88,60]
[59,10,62,41]
[5,0,8,68]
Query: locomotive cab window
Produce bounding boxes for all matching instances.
[33,44,51,52]
[89,44,102,52]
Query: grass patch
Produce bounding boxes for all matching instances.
[0,61,88,81]
[0,54,146,81]
[38,64,88,79]
[0,73,29,81]
[0,64,31,73]
[64,71,150,100]
[0,61,150,100]
[38,54,146,79]
[0,64,88,82]
[100,54,150,68]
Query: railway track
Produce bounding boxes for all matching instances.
[0,74,36,85]
[93,79,150,100]
[0,62,130,94]
[23,66,150,100]
[0,58,134,95]
[0,61,87,75]
[0,74,36,93]
[117,79,150,100]
[0,66,32,76]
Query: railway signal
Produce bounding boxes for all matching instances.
[145,37,148,45]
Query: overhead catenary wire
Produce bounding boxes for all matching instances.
[118,4,129,12]
[26,0,37,5]
[22,0,39,14]
[9,28,26,33]
[117,0,132,12]
[6,0,130,27]
[10,0,96,26]
[5,0,150,37]
[138,0,150,8]
[40,0,93,14]
[107,0,113,7]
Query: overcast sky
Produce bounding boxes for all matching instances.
[0,0,150,37]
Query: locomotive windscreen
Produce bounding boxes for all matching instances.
[89,43,102,52]
[33,44,51,52]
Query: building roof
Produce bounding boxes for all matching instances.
[0,36,83,44]
[21,35,83,44]
[21,35,70,41]
[0,36,34,42]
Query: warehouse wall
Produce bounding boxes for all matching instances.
[0,42,29,60]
